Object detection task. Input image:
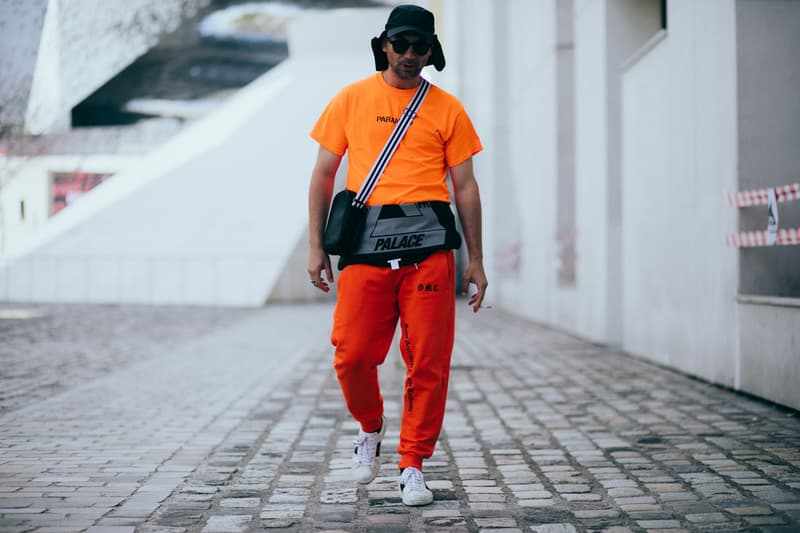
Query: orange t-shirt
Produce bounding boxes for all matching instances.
[310,73,482,205]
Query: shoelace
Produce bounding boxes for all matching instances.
[353,432,378,466]
[402,468,426,492]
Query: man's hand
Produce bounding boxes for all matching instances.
[307,146,341,293]
[308,247,333,293]
[450,157,488,313]
[461,258,488,312]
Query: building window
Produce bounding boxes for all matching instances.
[50,171,113,216]
[620,0,668,72]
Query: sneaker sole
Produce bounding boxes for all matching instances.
[402,492,434,506]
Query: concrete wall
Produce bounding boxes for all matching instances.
[738,297,800,409]
[441,0,799,409]
[621,1,739,385]
[605,0,664,346]
[555,0,576,290]
[573,0,610,343]
[573,0,663,345]
[445,0,641,343]
[0,0,209,133]
[451,0,499,296]
[507,1,559,324]
[446,0,558,322]
[0,8,391,306]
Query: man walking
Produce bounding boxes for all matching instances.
[307,4,487,506]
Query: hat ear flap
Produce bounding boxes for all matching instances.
[371,35,388,71]
[428,35,445,71]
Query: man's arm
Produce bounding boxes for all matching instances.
[307,145,343,293]
[450,157,488,312]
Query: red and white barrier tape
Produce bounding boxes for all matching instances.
[726,228,800,248]
[728,182,800,207]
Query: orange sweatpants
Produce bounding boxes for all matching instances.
[331,250,456,471]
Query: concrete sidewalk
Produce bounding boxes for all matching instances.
[1,302,799,532]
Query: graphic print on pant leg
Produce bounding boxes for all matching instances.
[406,377,414,413]
[403,322,414,369]
[403,322,415,413]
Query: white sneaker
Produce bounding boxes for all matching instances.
[399,467,433,506]
[351,416,386,484]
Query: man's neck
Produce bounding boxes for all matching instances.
[381,70,422,90]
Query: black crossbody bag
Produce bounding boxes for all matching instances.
[322,79,461,269]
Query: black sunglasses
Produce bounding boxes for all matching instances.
[388,38,432,56]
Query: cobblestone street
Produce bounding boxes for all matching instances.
[1,302,799,532]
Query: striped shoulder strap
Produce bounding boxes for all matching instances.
[352,79,431,207]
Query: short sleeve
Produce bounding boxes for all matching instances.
[444,108,482,168]
[310,90,348,156]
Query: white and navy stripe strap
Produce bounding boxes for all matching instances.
[352,79,431,208]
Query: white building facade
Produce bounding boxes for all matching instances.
[0,8,388,307]
[437,0,800,410]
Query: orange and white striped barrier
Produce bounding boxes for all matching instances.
[726,183,799,248]
[727,182,800,207]
[726,228,800,248]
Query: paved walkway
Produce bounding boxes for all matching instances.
[1,302,799,533]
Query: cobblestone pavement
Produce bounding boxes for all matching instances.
[1,302,799,532]
[0,304,252,412]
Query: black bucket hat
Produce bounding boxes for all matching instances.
[370,4,446,71]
